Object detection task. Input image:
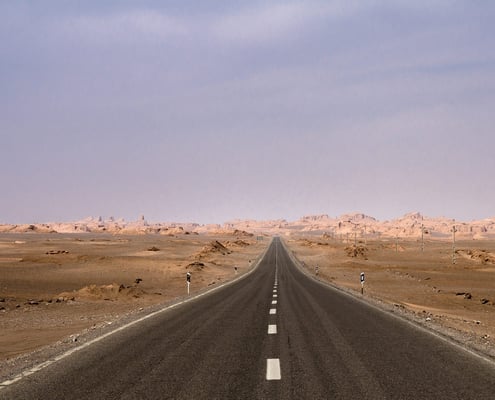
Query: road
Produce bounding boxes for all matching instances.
[2,237,495,399]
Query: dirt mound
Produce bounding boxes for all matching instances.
[233,229,254,237]
[207,240,230,254]
[457,249,495,264]
[345,245,368,259]
[299,239,329,247]
[187,261,205,271]
[58,283,146,301]
[195,240,231,259]
[159,226,186,236]
[225,240,250,248]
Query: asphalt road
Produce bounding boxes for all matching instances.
[2,237,495,399]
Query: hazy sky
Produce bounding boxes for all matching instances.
[1,1,494,224]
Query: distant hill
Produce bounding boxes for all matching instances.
[1,212,494,239]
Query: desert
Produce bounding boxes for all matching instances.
[1,212,495,381]
[0,230,267,372]
[286,235,495,359]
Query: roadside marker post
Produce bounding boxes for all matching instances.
[186,272,191,295]
[360,272,365,295]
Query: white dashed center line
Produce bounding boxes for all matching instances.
[266,265,281,381]
[266,358,281,380]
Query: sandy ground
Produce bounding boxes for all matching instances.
[2,231,495,376]
[285,235,495,358]
[0,232,268,362]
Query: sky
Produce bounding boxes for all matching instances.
[1,1,494,224]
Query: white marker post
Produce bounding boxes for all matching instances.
[360,272,365,295]
[186,272,191,295]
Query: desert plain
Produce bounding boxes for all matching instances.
[287,235,495,359]
[0,231,267,367]
[1,218,495,378]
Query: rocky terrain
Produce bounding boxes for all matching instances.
[0,233,267,362]
[1,212,494,239]
[2,211,495,369]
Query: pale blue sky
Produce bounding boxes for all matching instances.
[1,1,494,224]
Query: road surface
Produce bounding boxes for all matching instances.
[2,237,495,399]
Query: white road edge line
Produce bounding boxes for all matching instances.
[0,241,272,390]
[266,358,281,380]
[268,324,277,334]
